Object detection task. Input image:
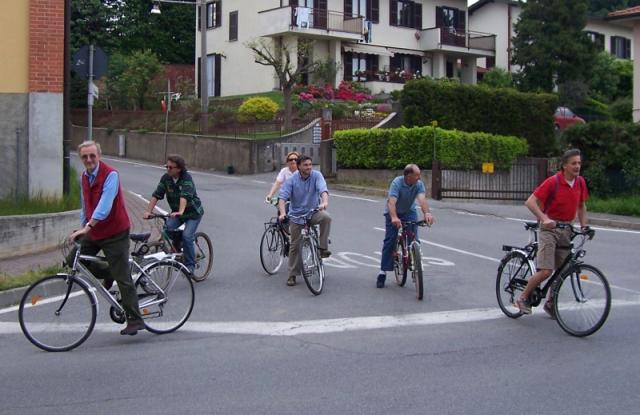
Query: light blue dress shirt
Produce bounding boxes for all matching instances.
[278,170,328,225]
[384,176,426,216]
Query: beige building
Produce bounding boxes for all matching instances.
[469,0,635,73]
[196,0,496,97]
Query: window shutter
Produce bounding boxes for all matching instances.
[435,6,443,28]
[414,3,422,29]
[196,57,201,98]
[290,0,298,6]
[214,55,221,97]
[367,54,378,74]
[344,52,353,81]
[216,1,222,27]
[457,10,466,31]
[390,55,400,71]
[625,38,631,59]
[344,0,352,18]
[390,0,397,26]
[611,36,617,56]
[229,11,238,41]
[369,0,379,23]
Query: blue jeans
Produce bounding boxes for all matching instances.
[380,211,418,272]
[167,215,202,273]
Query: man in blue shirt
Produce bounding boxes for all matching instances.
[278,155,331,286]
[377,164,435,288]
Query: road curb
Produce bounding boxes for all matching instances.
[0,286,27,309]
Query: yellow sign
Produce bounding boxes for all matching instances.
[482,162,494,173]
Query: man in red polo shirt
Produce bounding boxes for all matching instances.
[516,148,589,316]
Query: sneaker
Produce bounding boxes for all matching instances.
[287,275,296,286]
[376,273,386,289]
[515,297,532,314]
[543,301,556,320]
[319,248,331,258]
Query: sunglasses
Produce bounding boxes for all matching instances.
[287,158,298,162]
[165,165,178,170]
[81,154,98,160]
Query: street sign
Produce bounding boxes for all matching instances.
[72,45,108,80]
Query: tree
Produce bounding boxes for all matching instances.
[588,52,622,102]
[589,0,640,17]
[71,0,120,53]
[512,0,597,92]
[480,68,514,89]
[105,50,162,110]
[246,38,320,131]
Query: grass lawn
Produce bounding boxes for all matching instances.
[0,170,80,216]
[0,265,64,292]
[210,90,284,108]
[588,194,640,217]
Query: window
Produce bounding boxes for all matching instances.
[611,36,631,59]
[389,0,421,29]
[343,52,378,81]
[436,6,466,46]
[198,1,221,29]
[197,54,221,97]
[585,31,605,50]
[229,11,238,41]
[344,0,379,23]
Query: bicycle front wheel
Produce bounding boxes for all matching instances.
[260,225,285,275]
[394,239,407,286]
[137,261,194,334]
[191,232,213,282]
[301,237,324,295]
[554,264,611,337]
[410,243,424,300]
[496,251,533,318]
[19,275,97,352]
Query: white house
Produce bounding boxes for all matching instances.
[607,6,640,123]
[195,0,496,97]
[469,0,635,74]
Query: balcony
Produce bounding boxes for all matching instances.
[258,6,364,41]
[419,27,496,57]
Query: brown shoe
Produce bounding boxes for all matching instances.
[287,275,296,286]
[319,249,331,258]
[543,301,556,320]
[103,278,114,291]
[120,320,145,336]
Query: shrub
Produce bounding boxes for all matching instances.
[609,97,633,123]
[334,126,528,170]
[238,96,279,121]
[481,68,514,89]
[562,121,640,196]
[400,79,557,157]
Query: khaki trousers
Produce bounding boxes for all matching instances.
[288,210,331,277]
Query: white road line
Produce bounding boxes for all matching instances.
[129,191,168,214]
[3,299,640,336]
[373,227,501,263]
[332,193,378,203]
[251,180,267,184]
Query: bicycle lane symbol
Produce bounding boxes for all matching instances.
[323,251,455,270]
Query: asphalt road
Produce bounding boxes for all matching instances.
[1,156,639,415]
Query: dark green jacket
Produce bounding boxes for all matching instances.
[152,172,204,219]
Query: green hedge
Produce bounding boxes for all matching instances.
[562,121,640,196]
[334,126,528,170]
[400,79,557,157]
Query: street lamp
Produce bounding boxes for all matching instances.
[151,0,208,131]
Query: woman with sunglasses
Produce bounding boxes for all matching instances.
[143,154,204,275]
[265,151,300,203]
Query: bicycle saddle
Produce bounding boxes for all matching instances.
[524,221,539,230]
[130,232,152,242]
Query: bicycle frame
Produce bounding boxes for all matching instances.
[397,220,424,268]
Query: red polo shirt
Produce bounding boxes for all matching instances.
[534,172,588,222]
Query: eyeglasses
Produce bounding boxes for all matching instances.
[287,158,298,162]
[81,154,98,160]
[165,165,178,170]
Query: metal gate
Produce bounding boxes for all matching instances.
[432,158,549,201]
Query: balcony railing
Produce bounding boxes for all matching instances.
[290,7,363,35]
[421,27,496,52]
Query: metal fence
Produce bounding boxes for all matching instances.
[432,158,549,201]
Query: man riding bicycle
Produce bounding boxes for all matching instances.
[516,148,589,316]
[277,155,331,287]
[377,164,435,288]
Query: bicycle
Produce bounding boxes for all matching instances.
[18,239,195,352]
[138,214,213,282]
[496,221,611,337]
[289,209,325,296]
[393,220,428,300]
[259,199,290,275]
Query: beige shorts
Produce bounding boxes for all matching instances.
[536,226,571,271]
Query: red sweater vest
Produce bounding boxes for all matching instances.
[81,161,130,241]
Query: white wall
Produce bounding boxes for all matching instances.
[586,20,635,59]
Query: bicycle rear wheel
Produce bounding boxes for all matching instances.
[394,239,408,286]
[137,261,194,334]
[301,237,324,295]
[191,232,213,282]
[19,275,97,352]
[554,264,611,337]
[260,225,285,275]
[496,251,533,318]
[410,243,424,300]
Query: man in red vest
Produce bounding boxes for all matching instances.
[516,148,589,317]
[69,141,144,335]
